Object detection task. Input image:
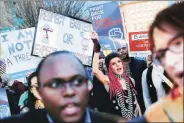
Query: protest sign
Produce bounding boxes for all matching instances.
[0,88,11,118]
[120,1,170,57]
[128,31,150,57]
[89,2,125,51]
[32,9,94,66]
[0,28,42,83]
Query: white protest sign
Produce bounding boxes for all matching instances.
[0,28,42,83]
[32,9,94,66]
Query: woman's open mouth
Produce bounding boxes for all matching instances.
[117,68,122,72]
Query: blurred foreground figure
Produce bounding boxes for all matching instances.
[1,51,125,123]
[144,2,184,122]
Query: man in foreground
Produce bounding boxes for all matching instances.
[1,51,125,123]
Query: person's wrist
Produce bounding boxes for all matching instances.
[93,42,100,52]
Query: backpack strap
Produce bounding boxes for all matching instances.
[161,71,171,94]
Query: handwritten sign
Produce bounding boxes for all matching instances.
[32,9,94,66]
[0,28,42,82]
[89,2,125,51]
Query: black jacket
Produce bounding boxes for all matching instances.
[0,109,125,123]
[129,58,147,113]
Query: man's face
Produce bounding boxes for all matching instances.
[38,54,90,123]
[117,44,128,60]
[153,24,183,88]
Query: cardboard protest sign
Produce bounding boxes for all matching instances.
[0,88,11,118]
[0,28,42,83]
[89,2,125,51]
[32,9,94,66]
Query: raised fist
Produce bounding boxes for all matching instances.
[108,28,123,40]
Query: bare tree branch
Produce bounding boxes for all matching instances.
[1,0,89,29]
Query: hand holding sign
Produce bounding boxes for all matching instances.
[90,31,99,41]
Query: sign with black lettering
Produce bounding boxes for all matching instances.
[32,9,94,66]
[0,88,11,118]
[0,28,42,82]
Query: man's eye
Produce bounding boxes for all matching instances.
[48,81,62,88]
[173,40,182,46]
[73,77,86,86]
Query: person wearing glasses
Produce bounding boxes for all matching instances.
[1,51,125,123]
[142,2,184,122]
[128,2,183,123]
[142,53,171,109]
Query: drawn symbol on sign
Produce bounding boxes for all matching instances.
[41,24,53,44]
[108,28,123,49]
[80,32,90,54]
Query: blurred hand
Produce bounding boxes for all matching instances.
[35,100,44,109]
[90,31,101,52]
[91,31,99,41]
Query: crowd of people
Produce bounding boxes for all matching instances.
[0,2,183,123]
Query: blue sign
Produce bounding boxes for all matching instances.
[89,2,125,51]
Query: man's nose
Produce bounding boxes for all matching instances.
[165,53,183,66]
[63,83,75,96]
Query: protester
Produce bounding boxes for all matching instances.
[141,2,183,122]
[142,54,171,109]
[117,42,147,113]
[1,51,125,123]
[19,72,44,113]
[88,52,110,113]
[0,75,19,115]
[91,32,141,120]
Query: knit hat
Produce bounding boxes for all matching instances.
[105,52,121,71]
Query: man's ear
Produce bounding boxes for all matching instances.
[87,80,93,91]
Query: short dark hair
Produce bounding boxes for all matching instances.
[149,2,184,51]
[36,51,85,86]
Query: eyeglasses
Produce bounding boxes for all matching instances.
[42,75,88,91]
[153,33,184,64]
